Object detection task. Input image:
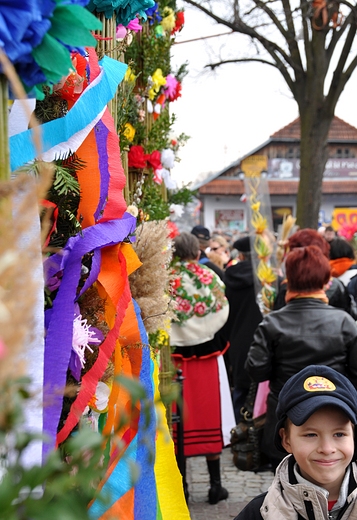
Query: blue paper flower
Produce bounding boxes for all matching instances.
[145,2,162,24]
[0,0,101,99]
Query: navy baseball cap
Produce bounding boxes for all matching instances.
[191,225,211,241]
[274,365,357,452]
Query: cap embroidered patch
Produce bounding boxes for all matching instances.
[303,376,336,392]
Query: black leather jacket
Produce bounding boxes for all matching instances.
[245,298,357,397]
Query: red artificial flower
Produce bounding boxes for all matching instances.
[171,11,185,34]
[128,145,147,168]
[167,220,180,239]
[54,53,88,101]
[146,150,162,172]
[168,81,182,102]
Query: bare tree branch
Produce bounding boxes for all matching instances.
[204,57,280,70]
[183,0,298,91]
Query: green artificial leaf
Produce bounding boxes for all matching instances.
[49,5,101,47]
[32,33,73,83]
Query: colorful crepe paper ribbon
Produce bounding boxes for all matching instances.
[88,300,190,519]
[9,54,127,171]
[43,213,137,456]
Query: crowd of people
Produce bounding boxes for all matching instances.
[168,222,357,518]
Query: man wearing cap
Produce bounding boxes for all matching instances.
[235,365,357,519]
[191,225,224,279]
[223,235,262,422]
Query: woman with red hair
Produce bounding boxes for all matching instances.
[245,245,357,469]
[274,228,357,317]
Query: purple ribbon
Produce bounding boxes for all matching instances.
[43,213,136,457]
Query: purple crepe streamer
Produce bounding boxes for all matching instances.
[94,120,110,222]
[43,213,136,458]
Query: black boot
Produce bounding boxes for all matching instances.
[206,458,229,505]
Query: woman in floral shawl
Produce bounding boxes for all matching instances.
[170,232,235,505]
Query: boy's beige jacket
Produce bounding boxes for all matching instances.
[260,456,357,520]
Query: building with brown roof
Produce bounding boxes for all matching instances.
[196,116,357,234]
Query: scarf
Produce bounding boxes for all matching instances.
[285,289,329,304]
[330,257,355,278]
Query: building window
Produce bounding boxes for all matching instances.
[286,148,294,159]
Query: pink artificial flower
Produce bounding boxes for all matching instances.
[116,25,127,39]
[164,74,179,100]
[338,222,357,241]
[127,18,143,32]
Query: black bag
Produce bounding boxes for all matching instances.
[230,382,267,471]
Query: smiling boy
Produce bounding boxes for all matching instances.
[235,365,357,519]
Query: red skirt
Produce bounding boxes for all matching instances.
[172,355,224,457]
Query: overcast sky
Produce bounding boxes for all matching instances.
[169,5,357,188]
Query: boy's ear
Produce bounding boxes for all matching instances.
[280,428,293,454]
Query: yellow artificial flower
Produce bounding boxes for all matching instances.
[251,212,267,234]
[251,201,261,212]
[256,261,277,285]
[124,66,136,83]
[123,123,136,142]
[161,7,176,32]
[148,68,167,100]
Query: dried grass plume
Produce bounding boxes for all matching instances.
[129,220,175,333]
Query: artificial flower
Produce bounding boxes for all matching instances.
[153,169,163,184]
[116,24,127,40]
[123,122,136,142]
[145,2,162,24]
[164,74,179,100]
[153,93,165,120]
[148,68,166,100]
[138,109,145,122]
[69,312,103,381]
[171,10,185,34]
[146,99,154,113]
[155,25,164,37]
[251,201,261,212]
[128,145,146,168]
[53,52,88,101]
[160,168,177,189]
[251,212,267,234]
[338,222,357,241]
[161,148,175,169]
[0,0,101,98]
[127,17,143,32]
[169,203,184,218]
[167,220,180,239]
[256,261,277,285]
[124,66,136,83]
[146,150,162,172]
[87,0,155,26]
[88,381,111,413]
[161,6,176,33]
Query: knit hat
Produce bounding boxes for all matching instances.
[274,365,357,452]
[233,236,251,253]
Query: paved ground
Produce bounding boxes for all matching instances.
[186,447,274,519]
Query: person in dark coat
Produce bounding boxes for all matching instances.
[191,225,224,280]
[245,245,357,470]
[273,228,357,319]
[223,236,263,422]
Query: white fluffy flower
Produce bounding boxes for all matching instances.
[72,314,101,369]
[170,203,184,218]
[161,148,175,169]
[160,168,177,189]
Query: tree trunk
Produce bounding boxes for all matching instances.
[296,111,333,229]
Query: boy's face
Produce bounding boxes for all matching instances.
[280,406,354,500]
